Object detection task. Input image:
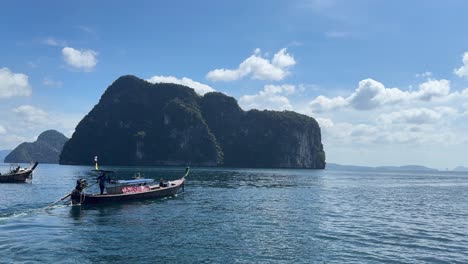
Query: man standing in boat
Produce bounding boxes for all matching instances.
[97,172,108,195]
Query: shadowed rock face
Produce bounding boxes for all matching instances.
[60,75,325,168]
[200,92,325,168]
[5,130,68,163]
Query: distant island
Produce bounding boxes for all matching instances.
[60,75,326,168]
[327,163,439,172]
[5,130,68,164]
[453,166,468,172]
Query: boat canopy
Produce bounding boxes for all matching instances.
[109,178,154,186]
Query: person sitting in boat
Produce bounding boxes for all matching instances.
[159,178,168,187]
[97,172,108,195]
[75,180,83,192]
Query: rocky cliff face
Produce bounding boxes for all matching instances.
[60,76,222,166]
[201,92,325,168]
[60,75,325,168]
[5,130,68,163]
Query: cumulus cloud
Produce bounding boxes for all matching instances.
[13,105,50,125]
[0,125,6,134]
[415,79,450,101]
[454,52,468,78]
[378,108,446,125]
[348,79,409,110]
[309,78,451,112]
[319,114,463,149]
[0,68,32,99]
[239,84,296,111]
[147,75,215,95]
[309,95,347,112]
[206,48,296,81]
[62,47,98,71]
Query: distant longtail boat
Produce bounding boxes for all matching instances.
[0,161,39,183]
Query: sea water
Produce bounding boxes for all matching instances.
[0,164,467,263]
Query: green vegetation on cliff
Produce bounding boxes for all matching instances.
[60,75,325,168]
[201,92,325,168]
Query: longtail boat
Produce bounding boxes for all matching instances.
[70,167,189,205]
[0,162,39,183]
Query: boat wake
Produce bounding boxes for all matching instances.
[0,203,69,222]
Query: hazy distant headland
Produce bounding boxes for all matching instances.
[453,166,468,172]
[59,75,326,169]
[4,130,68,164]
[327,163,439,172]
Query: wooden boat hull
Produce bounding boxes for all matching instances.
[0,169,33,183]
[71,178,185,205]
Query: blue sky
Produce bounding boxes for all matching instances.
[1,0,468,169]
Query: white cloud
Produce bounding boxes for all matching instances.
[62,47,98,71]
[309,95,347,112]
[264,84,296,95]
[239,84,296,111]
[0,105,84,149]
[316,117,334,128]
[319,114,463,149]
[309,78,451,112]
[454,52,468,78]
[349,124,379,137]
[378,108,446,125]
[415,71,432,78]
[272,48,296,68]
[42,37,67,47]
[43,77,63,88]
[12,105,50,125]
[206,48,296,81]
[348,79,409,110]
[303,73,468,167]
[0,68,32,99]
[415,79,450,101]
[0,125,6,134]
[147,75,215,95]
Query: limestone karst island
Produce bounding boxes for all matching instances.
[59,75,326,169]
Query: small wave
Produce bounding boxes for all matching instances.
[0,204,70,222]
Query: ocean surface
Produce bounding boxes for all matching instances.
[0,164,467,263]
